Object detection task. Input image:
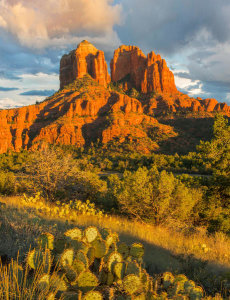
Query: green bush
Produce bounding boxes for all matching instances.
[0,171,17,195]
[107,167,203,224]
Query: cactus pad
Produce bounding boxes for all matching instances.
[27,249,43,270]
[76,250,88,266]
[114,262,126,279]
[184,280,196,293]
[54,237,69,254]
[50,274,67,292]
[84,226,99,243]
[99,269,108,284]
[60,248,74,267]
[162,272,174,289]
[108,252,123,272]
[64,227,82,240]
[123,274,142,295]
[72,259,86,275]
[76,270,99,293]
[170,281,184,296]
[43,249,51,274]
[106,232,119,247]
[64,265,78,282]
[107,272,114,285]
[62,292,80,300]
[130,243,144,259]
[174,274,188,283]
[133,293,146,300]
[92,239,107,258]
[100,228,111,239]
[140,270,149,289]
[87,247,95,265]
[71,240,88,253]
[189,287,203,299]
[118,242,129,259]
[83,291,103,300]
[126,261,140,276]
[38,274,50,290]
[38,232,54,250]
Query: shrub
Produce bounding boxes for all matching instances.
[0,171,17,195]
[108,167,203,224]
[24,147,107,202]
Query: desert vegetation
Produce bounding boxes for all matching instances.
[0,114,229,298]
[1,224,215,299]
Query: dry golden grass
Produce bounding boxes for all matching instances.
[1,195,230,295]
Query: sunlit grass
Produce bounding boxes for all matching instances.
[0,257,59,300]
[2,195,229,266]
[0,195,230,295]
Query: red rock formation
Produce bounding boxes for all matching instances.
[145,93,230,116]
[110,45,177,94]
[60,40,110,89]
[0,41,230,154]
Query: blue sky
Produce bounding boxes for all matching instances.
[0,0,230,108]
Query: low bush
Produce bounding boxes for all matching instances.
[0,171,17,195]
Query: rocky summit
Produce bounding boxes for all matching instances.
[0,41,229,154]
[110,45,177,94]
[60,40,110,89]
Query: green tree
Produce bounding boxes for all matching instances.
[108,167,201,224]
[198,114,230,176]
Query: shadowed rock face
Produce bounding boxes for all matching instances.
[60,40,110,89]
[0,41,229,154]
[110,45,177,94]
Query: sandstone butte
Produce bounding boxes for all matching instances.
[60,40,110,89]
[110,45,177,94]
[0,40,229,154]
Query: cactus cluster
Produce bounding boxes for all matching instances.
[22,194,105,220]
[22,226,209,299]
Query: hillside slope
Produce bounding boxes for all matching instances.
[0,40,229,154]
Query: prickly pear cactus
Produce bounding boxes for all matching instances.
[123,274,142,295]
[37,232,54,250]
[83,291,103,300]
[22,226,209,299]
[60,248,74,267]
[27,249,46,270]
[74,270,99,293]
[130,243,144,259]
[84,226,99,243]
[64,227,82,241]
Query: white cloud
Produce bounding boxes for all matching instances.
[0,98,24,109]
[0,72,59,109]
[0,15,6,28]
[0,0,122,48]
[174,72,204,97]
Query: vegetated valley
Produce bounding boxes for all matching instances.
[0,41,229,299]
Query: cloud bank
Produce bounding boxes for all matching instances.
[1,0,230,107]
[20,89,55,96]
[0,0,122,49]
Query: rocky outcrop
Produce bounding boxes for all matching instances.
[145,93,230,116]
[60,40,110,89]
[0,41,230,154]
[110,45,177,94]
[0,82,175,154]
